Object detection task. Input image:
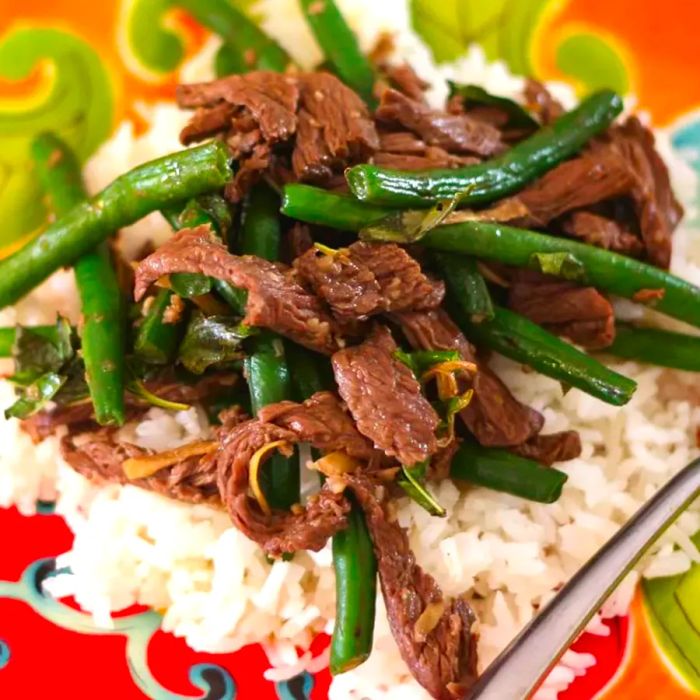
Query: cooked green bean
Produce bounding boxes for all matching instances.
[450,442,568,503]
[606,324,700,371]
[163,196,244,313]
[346,90,623,207]
[0,326,58,357]
[73,246,127,425]
[447,300,636,406]
[140,194,239,365]
[245,333,296,509]
[240,186,298,510]
[433,252,494,322]
[284,339,377,673]
[177,0,290,72]
[299,0,375,104]
[330,498,378,675]
[32,132,126,426]
[213,280,247,316]
[281,184,393,231]
[423,221,700,329]
[134,288,186,365]
[169,273,213,298]
[285,341,334,401]
[0,141,232,308]
[240,183,282,262]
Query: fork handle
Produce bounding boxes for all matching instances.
[465,456,700,700]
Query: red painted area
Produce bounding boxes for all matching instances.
[0,504,629,699]
[560,617,629,700]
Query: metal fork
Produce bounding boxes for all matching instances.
[465,456,700,700]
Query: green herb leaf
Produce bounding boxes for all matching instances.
[360,187,473,244]
[52,356,90,406]
[448,82,539,129]
[398,460,445,517]
[10,316,74,386]
[530,252,586,282]
[5,372,67,419]
[178,311,254,374]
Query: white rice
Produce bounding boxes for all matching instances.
[2,1,700,697]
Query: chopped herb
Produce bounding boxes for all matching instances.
[360,187,474,244]
[448,82,539,130]
[397,460,445,517]
[5,372,67,419]
[178,311,255,374]
[530,251,586,282]
[10,316,73,386]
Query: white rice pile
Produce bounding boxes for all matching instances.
[2,1,700,697]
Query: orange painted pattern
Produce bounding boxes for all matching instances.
[599,591,698,699]
[538,0,700,125]
[5,0,700,127]
[0,0,204,129]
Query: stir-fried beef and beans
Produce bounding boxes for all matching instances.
[1,1,697,697]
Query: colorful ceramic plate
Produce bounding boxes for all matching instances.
[2,1,700,697]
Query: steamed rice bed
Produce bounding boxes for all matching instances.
[2,1,700,698]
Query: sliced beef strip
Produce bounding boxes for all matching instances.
[446,95,529,140]
[508,270,615,350]
[374,126,481,170]
[180,103,237,146]
[524,79,563,124]
[226,142,272,202]
[376,88,504,157]
[348,242,445,309]
[332,326,440,465]
[60,429,221,505]
[347,473,478,700]
[292,72,379,183]
[216,419,350,556]
[294,245,382,320]
[294,242,444,321]
[378,130,429,154]
[515,145,637,227]
[373,149,479,171]
[21,372,238,443]
[376,130,480,168]
[384,63,430,102]
[562,210,645,257]
[394,309,543,447]
[134,226,341,355]
[176,71,299,144]
[604,117,684,268]
[510,430,582,466]
[429,440,460,481]
[286,222,314,261]
[258,391,377,460]
[394,309,583,460]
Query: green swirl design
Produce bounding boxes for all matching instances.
[122,0,257,77]
[0,559,236,699]
[409,0,630,95]
[643,527,700,690]
[555,33,629,95]
[125,0,185,74]
[0,27,113,247]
